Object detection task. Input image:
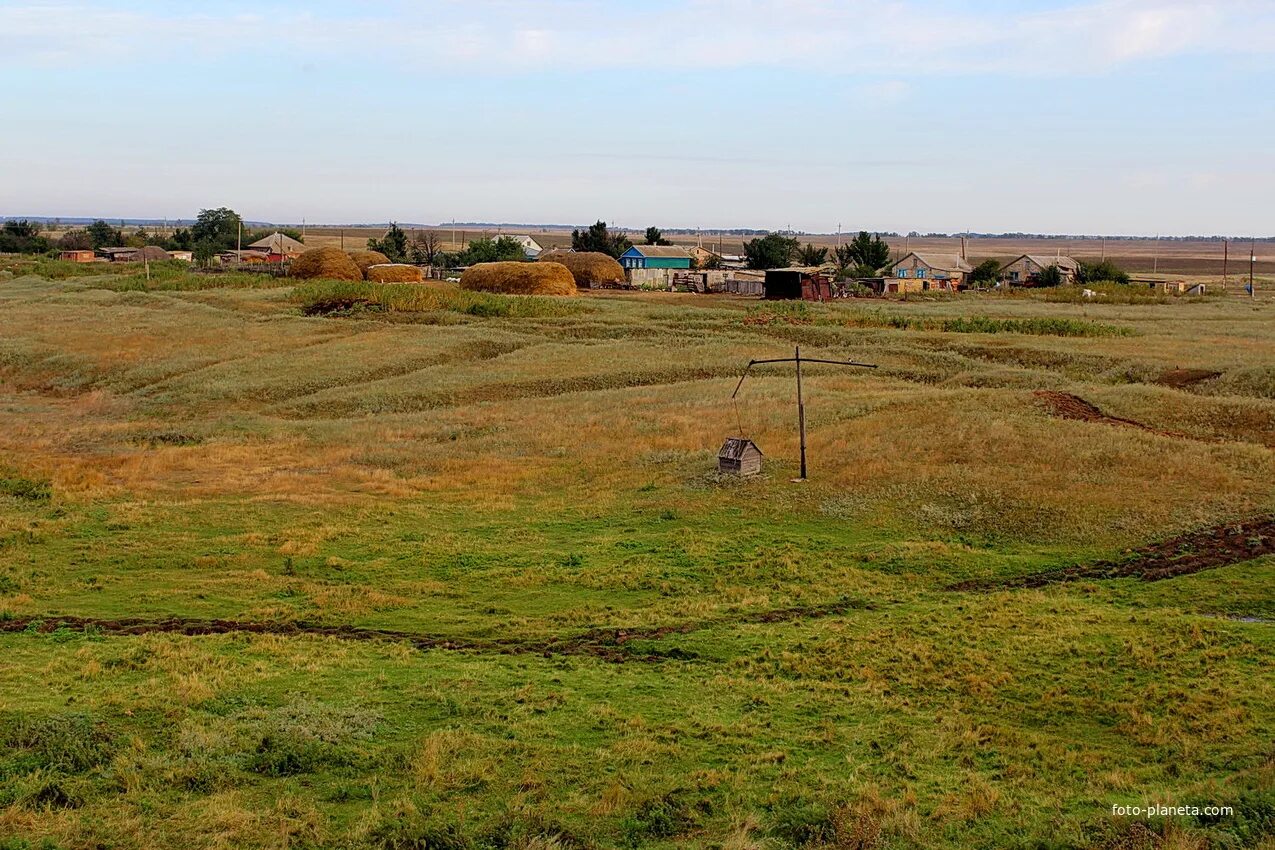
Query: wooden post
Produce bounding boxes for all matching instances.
[1251,240,1257,300]
[795,346,807,481]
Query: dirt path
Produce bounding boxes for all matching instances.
[952,515,1275,591]
[1033,390,1190,439]
[0,599,866,663]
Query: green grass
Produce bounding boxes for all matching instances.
[291,279,588,319]
[0,273,1272,848]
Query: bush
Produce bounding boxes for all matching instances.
[2,713,114,773]
[0,474,51,502]
[1077,259,1130,285]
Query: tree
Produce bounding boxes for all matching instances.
[193,238,220,267]
[409,230,444,266]
[1036,265,1064,287]
[838,231,891,273]
[969,259,1002,286]
[168,228,194,251]
[368,223,409,263]
[191,207,244,252]
[797,243,828,267]
[86,219,121,249]
[458,236,528,266]
[57,229,93,251]
[0,220,50,254]
[1077,259,1129,285]
[571,220,632,258]
[742,234,799,270]
[644,227,671,246]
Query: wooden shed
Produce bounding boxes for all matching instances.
[764,268,832,301]
[718,438,763,476]
[58,250,96,263]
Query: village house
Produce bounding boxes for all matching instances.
[999,254,1081,285]
[888,252,972,292]
[495,234,543,259]
[619,245,693,270]
[246,232,306,262]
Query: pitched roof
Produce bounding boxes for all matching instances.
[892,252,973,273]
[246,232,306,254]
[628,245,693,258]
[718,438,763,460]
[1019,254,1080,272]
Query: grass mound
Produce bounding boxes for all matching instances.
[291,280,585,318]
[540,250,625,288]
[347,250,391,277]
[366,264,424,283]
[290,247,363,281]
[461,262,577,296]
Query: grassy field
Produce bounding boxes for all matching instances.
[1,261,1273,849]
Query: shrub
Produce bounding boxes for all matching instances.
[2,713,114,773]
[0,474,51,501]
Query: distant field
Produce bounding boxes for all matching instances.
[1,260,1273,849]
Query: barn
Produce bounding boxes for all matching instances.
[718,438,763,476]
[58,250,96,263]
[619,245,693,270]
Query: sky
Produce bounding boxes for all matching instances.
[2,0,1273,235]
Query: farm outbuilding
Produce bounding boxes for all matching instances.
[889,252,972,291]
[620,245,693,270]
[718,438,763,476]
[999,254,1080,285]
[764,268,832,301]
[58,250,96,263]
[247,232,306,261]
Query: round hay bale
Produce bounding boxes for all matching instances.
[290,246,363,281]
[539,250,624,289]
[347,250,391,277]
[367,263,425,283]
[460,262,577,296]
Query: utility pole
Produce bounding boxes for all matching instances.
[1223,239,1229,291]
[731,347,877,481]
[1251,240,1257,300]
[1153,233,1159,275]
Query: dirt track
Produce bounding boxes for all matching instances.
[952,515,1275,591]
[0,599,866,663]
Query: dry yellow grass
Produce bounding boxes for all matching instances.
[289,247,362,281]
[366,264,424,283]
[539,250,625,288]
[460,262,577,296]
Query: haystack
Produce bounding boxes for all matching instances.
[539,250,624,289]
[367,263,425,283]
[460,262,577,296]
[347,250,391,277]
[290,246,363,281]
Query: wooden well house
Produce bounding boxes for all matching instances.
[718,438,763,476]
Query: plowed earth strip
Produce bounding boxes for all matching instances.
[1033,390,1192,439]
[0,599,867,663]
[952,515,1275,591]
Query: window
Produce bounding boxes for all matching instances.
[897,269,908,278]
[916,268,927,278]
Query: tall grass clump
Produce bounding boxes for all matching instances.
[291,279,585,319]
[832,308,1132,337]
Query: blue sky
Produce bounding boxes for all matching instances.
[2,0,1273,235]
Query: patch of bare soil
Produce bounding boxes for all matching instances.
[0,599,865,663]
[952,515,1275,591]
[1033,390,1189,439]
